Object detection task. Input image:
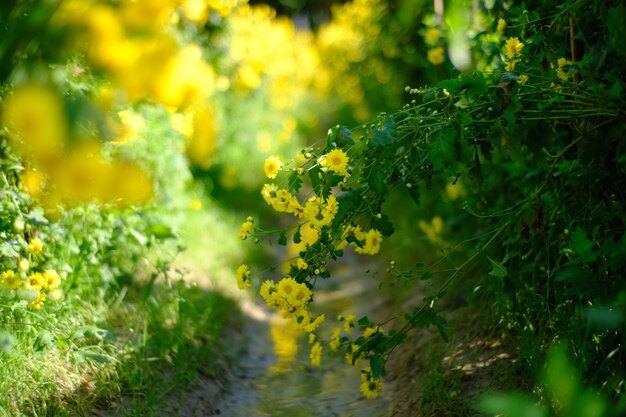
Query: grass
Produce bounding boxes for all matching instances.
[0,201,248,417]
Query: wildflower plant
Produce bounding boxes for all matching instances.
[238,0,626,403]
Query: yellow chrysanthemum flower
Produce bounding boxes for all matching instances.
[261,183,279,206]
[320,149,349,176]
[497,18,506,32]
[1,270,21,290]
[360,377,383,399]
[28,238,43,255]
[427,47,446,65]
[42,270,61,291]
[556,57,572,81]
[29,291,46,310]
[238,219,254,240]
[343,314,356,335]
[236,264,251,290]
[362,326,380,338]
[296,258,308,270]
[329,327,342,351]
[264,155,283,179]
[355,229,382,255]
[424,27,440,45]
[310,341,322,367]
[24,272,44,291]
[504,37,524,59]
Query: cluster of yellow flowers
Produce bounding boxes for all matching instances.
[503,36,528,84]
[0,236,63,310]
[1,84,153,212]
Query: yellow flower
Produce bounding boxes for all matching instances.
[329,327,341,351]
[360,377,383,399]
[187,104,219,169]
[1,84,67,162]
[556,57,572,81]
[236,264,251,290]
[238,219,254,240]
[427,47,446,65]
[504,58,520,72]
[517,74,529,84]
[42,270,61,291]
[24,272,44,291]
[28,238,43,255]
[362,326,380,338]
[497,18,506,32]
[264,155,283,179]
[260,279,277,302]
[310,341,322,367]
[261,183,279,206]
[1,270,21,290]
[504,37,524,59]
[29,291,46,310]
[296,258,308,270]
[343,314,356,335]
[424,27,440,45]
[355,229,382,255]
[320,149,349,176]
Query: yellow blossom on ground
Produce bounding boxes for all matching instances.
[310,341,322,366]
[504,37,524,59]
[28,238,43,255]
[497,18,506,32]
[1,270,21,290]
[238,218,254,240]
[264,155,283,179]
[320,149,349,176]
[42,270,61,291]
[29,291,46,310]
[236,264,251,290]
[427,47,446,65]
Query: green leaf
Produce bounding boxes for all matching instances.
[478,393,547,417]
[368,164,387,194]
[487,255,508,278]
[75,350,112,363]
[607,6,626,56]
[0,242,19,259]
[293,227,302,244]
[370,116,396,147]
[569,227,596,263]
[0,331,15,353]
[288,171,303,193]
[372,213,394,237]
[33,331,56,352]
[146,223,176,240]
[309,166,321,195]
[327,125,354,148]
[407,183,420,206]
[357,316,373,327]
[430,129,458,170]
[278,231,287,246]
[369,354,386,379]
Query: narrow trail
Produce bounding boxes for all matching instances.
[209,255,390,417]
